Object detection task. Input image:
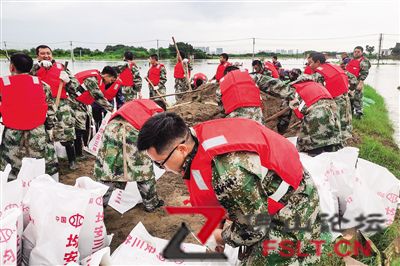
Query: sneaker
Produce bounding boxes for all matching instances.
[144,199,165,213]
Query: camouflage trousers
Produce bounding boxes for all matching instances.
[121,85,139,102]
[174,78,190,102]
[100,179,160,211]
[334,93,352,143]
[240,172,333,266]
[297,99,342,153]
[349,88,363,115]
[226,107,265,125]
[277,101,293,134]
[53,99,76,142]
[149,85,166,98]
[75,103,92,131]
[0,125,59,180]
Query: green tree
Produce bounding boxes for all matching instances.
[366,45,375,56]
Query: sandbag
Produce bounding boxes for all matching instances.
[0,208,21,266]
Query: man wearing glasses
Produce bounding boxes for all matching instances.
[137,113,325,265]
[93,99,166,212]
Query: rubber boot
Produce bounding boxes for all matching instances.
[64,142,77,170]
[74,129,84,158]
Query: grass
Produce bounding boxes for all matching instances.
[320,85,400,265]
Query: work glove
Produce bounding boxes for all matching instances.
[153,85,159,91]
[59,71,70,83]
[210,80,217,84]
[182,58,189,63]
[39,60,53,69]
[356,81,364,91]
[47,129,54,142]
[289,98,300,110]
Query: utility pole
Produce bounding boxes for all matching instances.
[79,49,82,60]
[70,41,74,62]
[156,39,159,59]
[377,33,383,67]
[252,37,255,61]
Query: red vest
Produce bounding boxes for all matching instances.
[304,65,314,75]
[103,82,121,101]
[215,62,231,82]
[186,118,303,215]
[314,63,349,98]
[292,81,333,119]
[110,99,163,130]
[346,57,364,78]
[0,75,48,130]
[193,73,207,88]
[174,60,190,79]
[74,70,105,105]
[219,70,262,114]
[36,62,68,99]
[264,61,279,78]
[148,64,164,86]
[118,62,135,87]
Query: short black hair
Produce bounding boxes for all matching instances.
[252,59,262,67]
[179,50,186,59]
[10,53,33,73]
[272,55,278,60]
[195,78,205,88]
[311,52,326,64]
[223,65,239,76]
[137,112,188,154]
[154,100,167,111]
[35,45,52,55]
[220,53,229,60]
[101,66,118,78]
[150,54,159,61]
[124,51,134,60]
[354,46,364,52]
[289,68,302,81]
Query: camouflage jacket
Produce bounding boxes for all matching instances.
[116,62,143,92]
[358,57,371,81]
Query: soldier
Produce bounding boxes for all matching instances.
[288,80,342,155]
[93,99,166,212]
[340,62,359,114]
[345,46,371,118]
[147,54,167,97]
[72,67,115,159]
[272,55,282,71]
[341,52,351,65]
[215,66,264,125]
[174,51,193,101]
[0,53,58,180]
[31,44,79,169]
[137,113,328,265]
[191,73,208,89]
[262,59,279,78]
[306,52,353,143]
[211,53,231,82]
[116,51,143,103]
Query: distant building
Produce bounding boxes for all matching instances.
[288,49,294,55]
[216,48,223,54]
[194,46,210,53]
[381,49,392,56]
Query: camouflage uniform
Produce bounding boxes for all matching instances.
[30,63,79,143]
[116,62,142,102]
[0,80,58,180]
[215,86,265,125]
[252,73,293,99]
[292,96,342,154]
[175,61,193,101]
[353,58,371,116]
[148,64,167,98]
[209,151,332,265]
[307,72,353,143]
[93,117,161,211]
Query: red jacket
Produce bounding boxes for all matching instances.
[36,62,68,99]
[219,69,261,114]
[174,60,190,79]
[185,118,303,215]
[304,65,314,75]
[215,62,231,82]
[118,62,135,87]
[75,70,105,105]
[193,73,207,88]
[109,99,164,130]
[0,75,48,130]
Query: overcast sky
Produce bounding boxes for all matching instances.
[1,0,399,53]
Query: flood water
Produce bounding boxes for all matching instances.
[1,58,399,145]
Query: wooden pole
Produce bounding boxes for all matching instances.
[145,76,169,107]
[265,107,291,122]
[172,37,192,91]
[55,61,69,110]
[149,88,201,99]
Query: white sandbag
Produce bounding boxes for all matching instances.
[342,158,400,233]
[0,208,21,266]
[22,175,91,265]
[0,122,4,145]
[17,157,46,196]
[80,247,112,266]
[108,182,143,214]
[75,177,109,258]
[153,163,165,181]
[55,141,68,159]
[111,222,238,265]
[1,164,23,264]
[85,112,112,157]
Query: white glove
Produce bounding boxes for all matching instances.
[182,58,189,63]
[39,60,53,69]
[289,98,300,110]
[153,86,159,91]
[59,71,70,83]
[210,80,217,84]
[47,129,54,142]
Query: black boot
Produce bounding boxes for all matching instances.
[74,129,85,158]
[63,142,77,170]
